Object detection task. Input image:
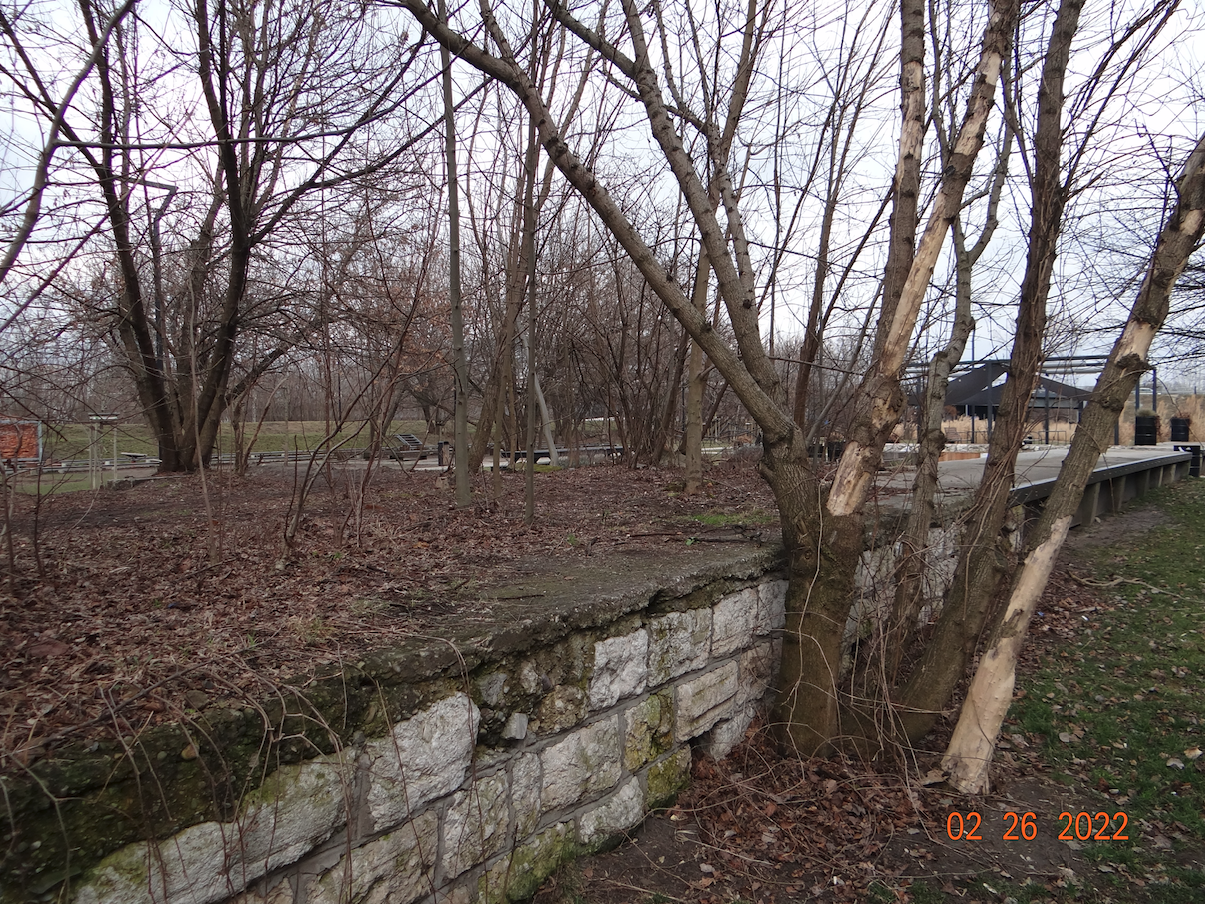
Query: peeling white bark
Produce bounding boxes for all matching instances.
[827,442,872,517]
[942,515,1071,793]
[1114,321,1158,361]
[826,0,1018,521]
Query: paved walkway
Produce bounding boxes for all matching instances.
[879,443,1193,502]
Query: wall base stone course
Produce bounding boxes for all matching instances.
[441,773,511,879]
[646,748,692,808]
[738,639,781,709]
[305,812,438,904]
[702,704,758,760]
[477,823,573,904]
[577,778,644,849]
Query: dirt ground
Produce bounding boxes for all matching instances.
[0,459,779,763]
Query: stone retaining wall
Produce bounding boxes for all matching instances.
[14,555,786,904]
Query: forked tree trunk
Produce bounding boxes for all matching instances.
[942,130,1205,793]
[403,0,1016,754]
[800,0,1019,750]
[895,0,1081,739]
[888,124,1011,677]
[761,444,868,756]
[828,0,1017,522]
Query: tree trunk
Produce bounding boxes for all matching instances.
[888,99,1012,674]
[684,251,709,493]
[469,278,522,474]
[873,0,926,365]
[440,0,471,506]
[827,0,1018,524]
[942,129,1205,793]
[651,327,689,465]
[895,0,1081,740]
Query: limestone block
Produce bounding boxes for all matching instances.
[478,823,572,904]
[623,690,674,772]
[519,659,543,694]
[578,778,644,848]
[712,588,758,657]
[239,757,352,865]
[539,719,621,812]
[850,546,894,637]
[588,629,649,710]
[533,684,586,734]
[477,671,509,707]
[756,579,788,633]
[701,703,756,760]
[647,608,711,684]
[646,747,692,808]
[737,639,780,708]
[511,753,542,838]
[73,824,226,904]
[925,525,959,602]
[365,693,480,832]
[441,772,512,879]
[502,712,529,740]
[675,662,737,740]
[75,757,350,904]
[304,811,437,904]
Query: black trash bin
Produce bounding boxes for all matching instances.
[1135,415,1158,446]
[1171,417,1191,442]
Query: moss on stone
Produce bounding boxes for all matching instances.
[623,691,674,772]
[478,823,574,904]
[0,668,451,901]
[646,748,692,809]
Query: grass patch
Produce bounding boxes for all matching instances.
[1003,480,1205,898]
[11,474,98,495]
[690,508,777,528]
[37,419,433,462]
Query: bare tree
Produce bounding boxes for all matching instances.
[396,0,1019,752]
[1,0,429,469]
[943,129,1205,792]
[894,0,1184,742]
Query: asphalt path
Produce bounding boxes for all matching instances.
[879,443,1192,499]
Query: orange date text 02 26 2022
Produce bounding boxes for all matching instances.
[945,811,1130,842]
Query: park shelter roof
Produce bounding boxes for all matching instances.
[938,365,1093,409]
